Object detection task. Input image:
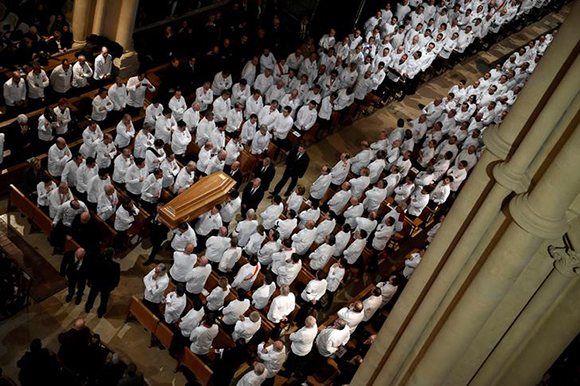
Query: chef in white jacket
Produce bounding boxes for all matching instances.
[257,340,287,379]
[97,185,118,221]
[184,256,212,295]
[48,182,73,219]
[236,363,268,386]
[171,222,197,251]
[337,301,365,333]
[143,263,170,309]
[232,256,261,291]
[309,236,336,271]
[164,284,187,324]
[126,73,156,113]
[287,316,318,371]
[372,217,396,252]
[362,287,384,322]
[206,277,231,311]
[233,210,258,247]
[267,284,296,325]
[91,88,114,123]
[260,196,284,230]
[79,122,103,158]
[291,220,317,255]
[169,243,197,284]
[327,182,352,215]
[232,311,262,343]
[252,275,277,310]
[178,300,205,339]
[221,291,251,325]
[277,254,302,286]
[316,319,351,357]
[377,275,398,307]
[343,230,367,265]
[114,114,136,149]
[173,161,196,194]
[189,315,219,355]
[309,165,332,205]
[48,138,72,177]
[301,271,327,304]
[403,250,423,279]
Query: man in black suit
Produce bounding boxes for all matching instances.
[241,178,264,218]
[253,157,276,192]
[179,56,197,94]
[270,145,310,197]
[71,212,102,251]
[228,160,244,190]
[58,318,91,374]
[60,247,90,305]
[85,248,121,318]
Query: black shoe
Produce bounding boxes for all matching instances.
[97,311,105,318]
[284,191,291,197]
[66,294,73,303]
[85,306,91,313]
[144,258,155,265]
[75,297,82,305]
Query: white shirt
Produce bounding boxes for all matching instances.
[290,324,319,356]
[309,243,335,271]
[97,191,118,221]
[310,173,332,200]
[327,190,351,215]
[232,262,261,291]
[190,324,219,355]
[218,247,242,272]
[53,201,87,227]
[206,285,231,311]
[272,114,295,141]
[164,292,186,324]
[50,65,72,93]
[93,53,112,80]
[173,167,195,193]
[372,222,396,250]
[79,127,103,158]
[327,264,345,292]
[275,218,297,241]
[343,238,366,264]
[140,174,162,204]
[26,70,49,99]
[252,282,277,309]
[72,62,93,88]
[185,265,212,294]
[171,128,192,155]
[260,203,284,230]
[195,87,214,110]
[91,95,113,121]
[115,120,136,148]
[95,141,117,169]
[232,316,262,343]
[53,106,72,135]
[48,144,72,177]
[195,210,222,236]
[109,83,127,111]
[114,204,139,231]
[267,293,296,323]
[143,269,169,303]
[127,76,155,107]
[316,327,350,357]
[220,197,241,224]
[257,343,286,378]
[234,220,258,247]
[277,260,302,286]
[170,251,197,282]
[301,279,327,302]
[171,225,197,251]
[314,219,336,244]
[291,227,317,255]
[179,307,205,337]
[337,306,365,333]
[222,298,250,325]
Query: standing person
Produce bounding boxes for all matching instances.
[257,340,287,384]
[57,318,91,374]
[270,145,310,197]
[93,47,113,84]
[126,72,156,117]
[113,198,139,251]
[59,248,89,305]
[144,201,169,265]
[241,178,264,218]
[3,72,27,117]
[284,315,318,377]
[85,248,120,318]
[267,284,296,339]
[143,263,170,314]
[169,243,197,286]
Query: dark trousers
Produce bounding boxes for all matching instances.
[85,286,111,315]
[147,243,162,263]
[169,330,190,356]
[273,169,299,196]
[67,275,86,299]
[114,230,128,250]
[50,223,71,250]
[143,298,162,318]
[125,106,142,118]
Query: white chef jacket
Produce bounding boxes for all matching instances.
[173,167,194,193]
[37,182,55,207]
[260,203,284,230]
[286,192,303,214]
[164,291,186,324]
[145,147,166,173]
[123,163,147,195]
[53,201,87,227]
[72,61,93,88]
[298,208,320,229]
[232,317,261,343]
[171,225,197,251]
[333,230,351,257]
[75,163,97,193]
[145,103,164,126]
[241,120,257,144]
[218,247,242,272]
[114,204,139,231]
[327,264,345,292]
[113,153,134,184]
[206,285,231,311]
[127,76,155,108]
[310,173,332,200]
[301,279,327,302]
[220,197,241,223]
[133,130,154,159]
[183,107,201,131]
[372,223,396,250]
[48,144,72,177]
[93,53,112,80]
[344,203,364,228]
[290,324,318,356]
[26,70,49,99]
[79,126,103,158]
[316,327,350,357]
[349,175,370,199]
[195,87,214,110]
[222,298,250,325]
[232,82,250,105]
[408,190,430,216]
[363,186,387,212]
[195,210,222,236]
[160,158,179,188]
[232,262,261,291]
[257,343,286,378]
[109,83,127,111]
[275,218,297,241]
[258,106,280,129]
[114,119,136,149]
[155,115,176,144]
[54,106,71,135]
[403,252,421,278]
[250,130,271,154]
[314,219,336,244]
[211,72,233,96]
[196,118,215,146]
[140,174,162,204]
[97,191,118,221]
[95,141,117,169]
[169,96,187,121]
[377,281,398,307]
[362,294,383,321]
[171,128,192,156]
[327,190,351,215]
[291,227,317,255]
[245,96,263,119]
[91,95,113,121]
[309,243,335,271]
[50,65,72,93]
[170,251,197,282]
[226,108,243,134]
[143,269,169,303]
[185,265,212,294]
[234,220,258,247]
[258,240,280,266]
[267,293,296,323]
[61,160,79,188]
[48,188,73,219]
[277,260,302,286]
[430,181,450,204]
[244,232,266,256]
[38,113,57,141]
[254,73,274,94]
[252,282,277,309]
[190,324,219,355]
[179,307,205,337]
[225,139,243,165]
[337,307,365,333]
[343,238,366,264]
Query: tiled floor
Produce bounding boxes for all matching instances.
[0,6,569,385]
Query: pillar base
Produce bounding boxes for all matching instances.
[114,50,140,79]
[483,124,512,160]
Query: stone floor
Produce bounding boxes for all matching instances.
[0,6,570,385]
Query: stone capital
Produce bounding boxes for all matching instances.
[548,244,580,277]
[509,194,568,239]
[492,162,527,193]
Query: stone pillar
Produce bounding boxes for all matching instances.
[471,237,580,386]
[406,118,580,385]
[352,3,580,384]
[92,0,107,35]
[113,0,140,79]
[115,0,139,51]
[72,0,91,45]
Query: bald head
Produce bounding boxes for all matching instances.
[273,340,284,351]
[80,212,90,223]
[305,220,315,230]
[249,311,260,323]
[56,137,66,148]
[74,318,85,330]
[353,300,363,312]
[105,184,115,195]
[75,248,86,259]
[305,315,317,328]
[198,256,208,266]
[280,284,290,296]
[184,243,194,254]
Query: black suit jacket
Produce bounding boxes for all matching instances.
[89,258,121,292]
[241,184,264,210]
[285,149,310,178]
[253,164,276,190]
[228,168,244,191]
[60,250,90,280]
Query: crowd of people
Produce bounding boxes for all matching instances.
[5,0,562,384]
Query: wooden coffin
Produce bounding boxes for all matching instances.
[158,171,236,229]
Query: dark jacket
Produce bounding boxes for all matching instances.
[71,214,102,250]
[241,183,264,211]
[89,257,120,292]
[228,168,244,191]
[58,326,91,372]
[60,250,91,280]
[285,149,310,178]
[253,163,276,191]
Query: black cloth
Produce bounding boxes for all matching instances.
[211,343,248,385]
[284,148,310,178]
[60,250,91,299]
[241,183,264,216]
[117,372,145,386]
[57,326,91,372]
[179,62,197,93]
[21,167,44,198]
[17,348,60,385]
[83,341,108,379]
[97,359,127,386]
[147,215,169,262]
[85,256,120,315]
[70,215,102,250]
[253,164,276,191]
[228,168,244,190]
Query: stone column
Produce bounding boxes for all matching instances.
[471,237,580,386]
[113,0,141,79]
[92,0,107,35]
[405,118,580,385]
[115,0,140,51]
[352,3,580,384]
[72,0,91,45]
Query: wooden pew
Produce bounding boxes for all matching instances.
[124,296,159,347]
[318,284,376,330]
[7,184,80,251]
[174,347,213,386]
